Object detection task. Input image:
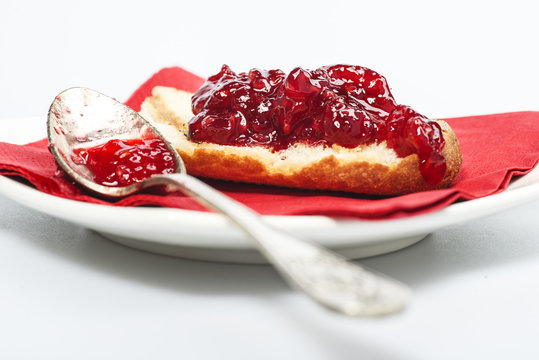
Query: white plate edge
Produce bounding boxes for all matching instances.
[2,116,539,251]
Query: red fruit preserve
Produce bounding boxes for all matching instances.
[189,64,446,184]
[73,138,176,186]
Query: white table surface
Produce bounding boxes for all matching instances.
[1,1,538,359]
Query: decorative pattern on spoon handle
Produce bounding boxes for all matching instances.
[155,173,410,316]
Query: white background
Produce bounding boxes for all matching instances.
[1,1,539,359]
[1,0,538,119]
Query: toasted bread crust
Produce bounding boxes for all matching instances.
[140,86,462,195]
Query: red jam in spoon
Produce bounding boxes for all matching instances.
[72,138,175,186]
[189,64,446,184]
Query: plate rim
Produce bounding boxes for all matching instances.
[1,172,538,250]
[1,116,539,253]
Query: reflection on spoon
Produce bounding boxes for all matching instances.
[47,87,410,316]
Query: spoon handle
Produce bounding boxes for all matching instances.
[153,173,410,316]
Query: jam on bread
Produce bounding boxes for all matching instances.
[189,65,446,184]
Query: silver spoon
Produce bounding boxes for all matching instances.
[47,87,410,316]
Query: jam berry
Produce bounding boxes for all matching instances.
[189,64,446,184]
[386,105,446,184]
[73,138,176,186]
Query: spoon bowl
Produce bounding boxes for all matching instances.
[47,87,410,316]
[48,87,186,197]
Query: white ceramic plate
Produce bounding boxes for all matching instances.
[2,117,539,263]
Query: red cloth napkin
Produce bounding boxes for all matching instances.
[1,67,538,219]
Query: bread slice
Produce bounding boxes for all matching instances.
[140,86,462,195]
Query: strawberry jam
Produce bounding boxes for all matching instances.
[73,138,175,186]
[189,64,446,184]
